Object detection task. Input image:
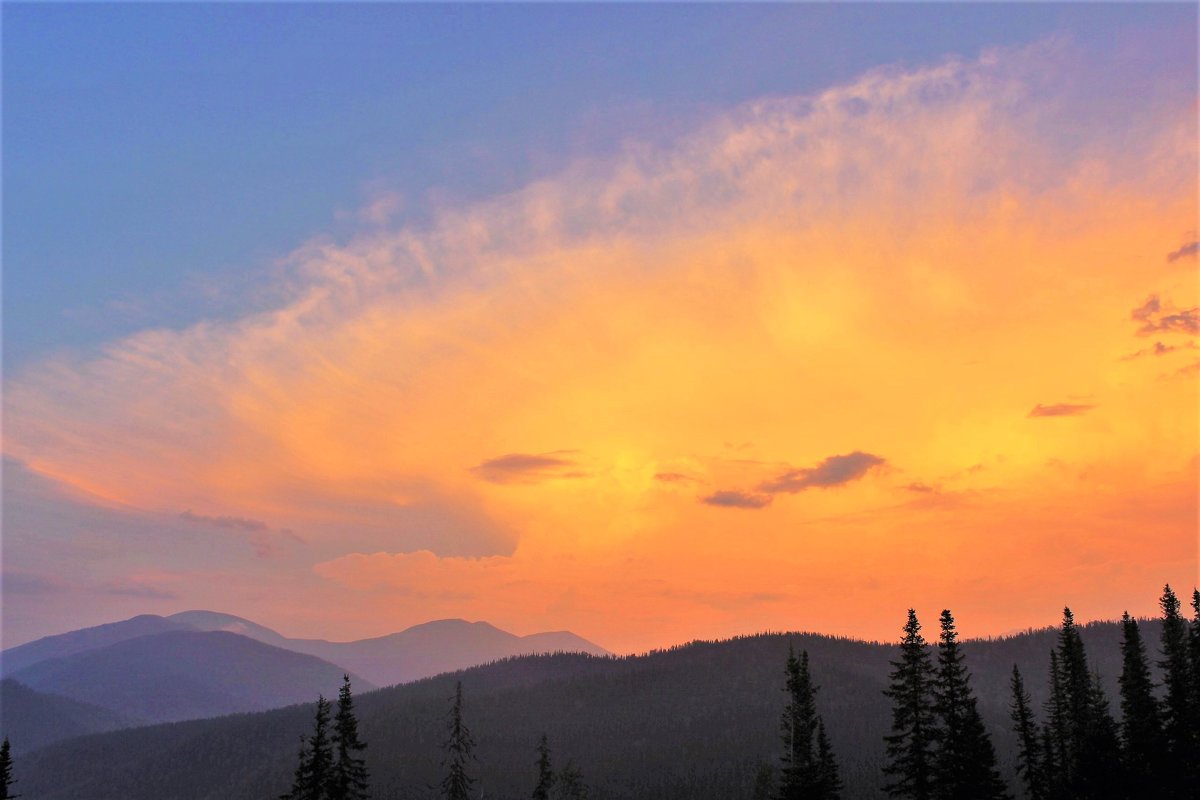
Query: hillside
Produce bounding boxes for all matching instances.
[7,630,375,724]
[8,620,1154,800]
[0,614,192,675]
[0,679,137,753]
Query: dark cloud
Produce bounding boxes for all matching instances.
[1166,241,1199,262]
[759,451,886,494]
[1028,403,1095,418]
[701,490,773,509]
[1131,294,1200,336]
[470,451,581,484]
[904,482,938,493]
[103,580,178,600]
[180,510,268,532]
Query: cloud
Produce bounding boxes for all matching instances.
[180,510,269,532]
[654,472,699,484]
[701,490,773,509]
[470,452,582,484]
[2,570,62,595]
[1121,340,1196,360]
[1166,240,1199,262]
[1028,403,1096,418]
[1131,294,1200,336]
[758,451,886,494]
[904,482,939,493]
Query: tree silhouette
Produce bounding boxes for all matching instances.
[1118,613,1163,794]
[1158,585,1198,799]
[330,675,369,800]
[1009,665,1044,800]
[931,610,1008,800]
[0,737,19,800]
[282,695,333,800]
[776,645,840,799]
[882,610,939,800]
[533,733,555,800]
[554,761,588,800]
[814,718,842,800]
[442,682,475,800]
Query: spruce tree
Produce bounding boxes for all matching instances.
[1073,671,1124,800]
[1118,613,1163,794]
[1158,585,1198,799]
[533,734,555,800]
[1009,665,1045,800]
[882,609,939,800]
[330,675,369,800]
[0,737,18,800]
[931,610,1008,800]
[1041,650,1068,796]
[815,718,842,800]
[555,762,588,800]
[283,696,334,800]
[442,682,475,800]
[777,645,818,799]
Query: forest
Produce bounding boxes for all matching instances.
[4,585,1198,800]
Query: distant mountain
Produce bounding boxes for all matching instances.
[8,620,1156,800]
[0,613,192,675]
[285,619,612,686]
[7,630,375,724]
[5,611,610,688]
[0,679,137,753]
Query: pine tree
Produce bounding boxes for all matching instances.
[0,737,19,800]
[931,610,1008,800]
[1073,671,1124,800]
[554,762,588,800]
[1009,665,1045,800]
[814,718,842,800]
[1158,585,1199,799]
[776,645,818,799]
[1041,650,1068,796]
[442,682,475,800]
[1118,613,1163,794]
[282,696,334,800]
[330,675,369,800]
[533,734,555,800]
[882,609,939,800]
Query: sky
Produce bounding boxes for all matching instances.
[2,4,1197,654]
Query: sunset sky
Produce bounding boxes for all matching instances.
[3,4,1197,653]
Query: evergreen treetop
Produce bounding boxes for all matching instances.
[442,681,476,800]
[882,609,939,800]
[1008,665,1044,800]
[533,733,555,800]
[330,675,369,800]
[0,737,18,800]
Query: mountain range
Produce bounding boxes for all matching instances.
[3,618,1157,799]
[0,610,609,750]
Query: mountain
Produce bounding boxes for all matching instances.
[285,619,612,686]
[7,620,1155,800]
[0,679,137,753]
[0,613,192,675]
[5,612,611,688]
[6,630,375,724]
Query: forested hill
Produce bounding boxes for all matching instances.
[11,620,1152,800]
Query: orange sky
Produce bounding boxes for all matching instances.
[3,42,1197,652]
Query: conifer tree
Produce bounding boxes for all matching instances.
[1158,585,1198,799]
[533,734,555,800]
[330,675,369,800]
[1073,671,1123,800]
[777,645,818,799]
[882,610,939,800]
[1009,665,1045,800]
[1118,613,1163,794]
[0,737,19,800]
[1041,650,1068,796]
[931,610,1008,800]
[283,696,334,800]
[814,718,842,800]
[442,682,475,800]
[752,762,775,800]
[554,762,588,800]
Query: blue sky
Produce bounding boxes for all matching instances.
[4,3,1183,370]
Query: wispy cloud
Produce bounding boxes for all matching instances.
[1166,240,1198,262]
[700,490,773,509]
[470,452,583,484]
[1028,403,1096,418]
[1131,295,1200,336]
[759,451,886,494]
